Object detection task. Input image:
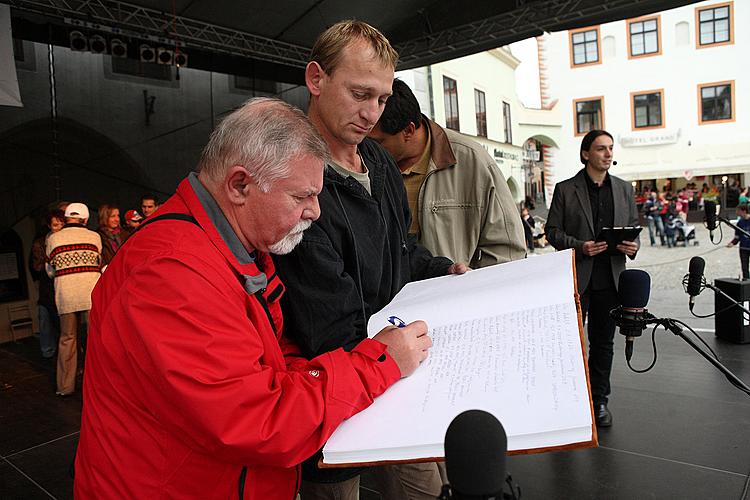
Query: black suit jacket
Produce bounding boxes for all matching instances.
[546,169,640,294]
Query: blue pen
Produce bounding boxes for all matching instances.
[387,316,406,328]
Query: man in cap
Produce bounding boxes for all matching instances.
[46,202,102,396]
[124,209,143,230]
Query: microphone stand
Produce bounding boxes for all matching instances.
[701,282,750,317]
[657,318,750,395]
[717,216,750,239]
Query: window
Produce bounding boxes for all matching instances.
[631,90,664,129]
[569,27,600,66]
[573,97,604,136]
[474,89,487,137]
[628,16,661,57]
[502,102,512,144]
[696,2,733,47]
[443,76,460,131]
[699,81,734,124]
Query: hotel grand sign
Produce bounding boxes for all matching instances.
[618,129,680,147]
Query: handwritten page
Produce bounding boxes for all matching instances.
[323,250,594,465]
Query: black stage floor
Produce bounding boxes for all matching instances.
[2,331,749,499]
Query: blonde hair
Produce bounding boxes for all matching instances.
[309,20,398,75]
[197,97,329,192]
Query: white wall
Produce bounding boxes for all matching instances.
[543,0,750,185]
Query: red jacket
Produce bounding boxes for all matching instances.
[75,177,401,499]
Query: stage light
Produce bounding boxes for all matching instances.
[89,35,107,54]
[110,38,127,58]
[157,48,173,65]
[174,52,188,67]
[140,44,155,63]
[69,31,88,51]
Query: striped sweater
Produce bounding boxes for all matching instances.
[46,224,103,315]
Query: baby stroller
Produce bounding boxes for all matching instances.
[672,218,697,246]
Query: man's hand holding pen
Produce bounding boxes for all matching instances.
[373,320,432,378]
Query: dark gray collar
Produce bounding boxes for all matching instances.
[188,172,267,293]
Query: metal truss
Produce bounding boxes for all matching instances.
[7,0,311,67]
[7,0,699,70]
[395,0,695,68]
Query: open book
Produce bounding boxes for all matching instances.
[321,249,596,466]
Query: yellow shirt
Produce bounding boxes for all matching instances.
[401,132,432,234]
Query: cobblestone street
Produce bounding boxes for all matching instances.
[533,222,744,330]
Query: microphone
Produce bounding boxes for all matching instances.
[611,269,652,361]
[442,410,507,500]
[685,256,706,308]
[705,200,717,237]
[612,160,618,166]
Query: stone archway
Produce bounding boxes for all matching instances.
[521,134,560,210]
[0,117,149,229]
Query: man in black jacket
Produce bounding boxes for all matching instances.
[273,19,467,500]
[545,129,639,428]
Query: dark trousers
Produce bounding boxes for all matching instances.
[580,286,619,405]
[741,249,750,280]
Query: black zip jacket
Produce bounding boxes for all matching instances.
[273,138,453,482]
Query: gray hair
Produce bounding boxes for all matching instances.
[198,97,329,191]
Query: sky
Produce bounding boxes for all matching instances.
[510,37,541,109]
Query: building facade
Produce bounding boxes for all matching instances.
[540,0,749,199]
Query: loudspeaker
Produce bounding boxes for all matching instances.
[714,278,750,344]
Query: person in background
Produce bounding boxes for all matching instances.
[739,187,750,205]
[676,189,689,221]
[727,203,750,280]
[521,207,536,253]
[97,204,129,266]
[140,194,159,218]
[46,203,102,396]
[124,210,143,230]
[369,78,526,266]
[662,197,678,248]
[643,191,665,247]
[29,208,65,359]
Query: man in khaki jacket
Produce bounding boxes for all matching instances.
[369,78,526,267]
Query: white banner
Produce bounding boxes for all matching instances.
[0,4,23,108]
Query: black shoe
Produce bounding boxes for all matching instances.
[595,403,612,427]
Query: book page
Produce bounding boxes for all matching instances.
[324,250,593,465]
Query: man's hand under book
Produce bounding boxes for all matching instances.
[448,262,470,275]
[582,240,608,256]
[373,321,432,378]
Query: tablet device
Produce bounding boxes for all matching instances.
[595,226,642,255]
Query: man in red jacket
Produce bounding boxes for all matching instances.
[75,97,432,500]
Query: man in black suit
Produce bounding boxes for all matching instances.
[546,129,639,427]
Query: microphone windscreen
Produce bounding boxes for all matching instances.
[444,410,507,496]
[618,269,651,308]
[689,256,706,278]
